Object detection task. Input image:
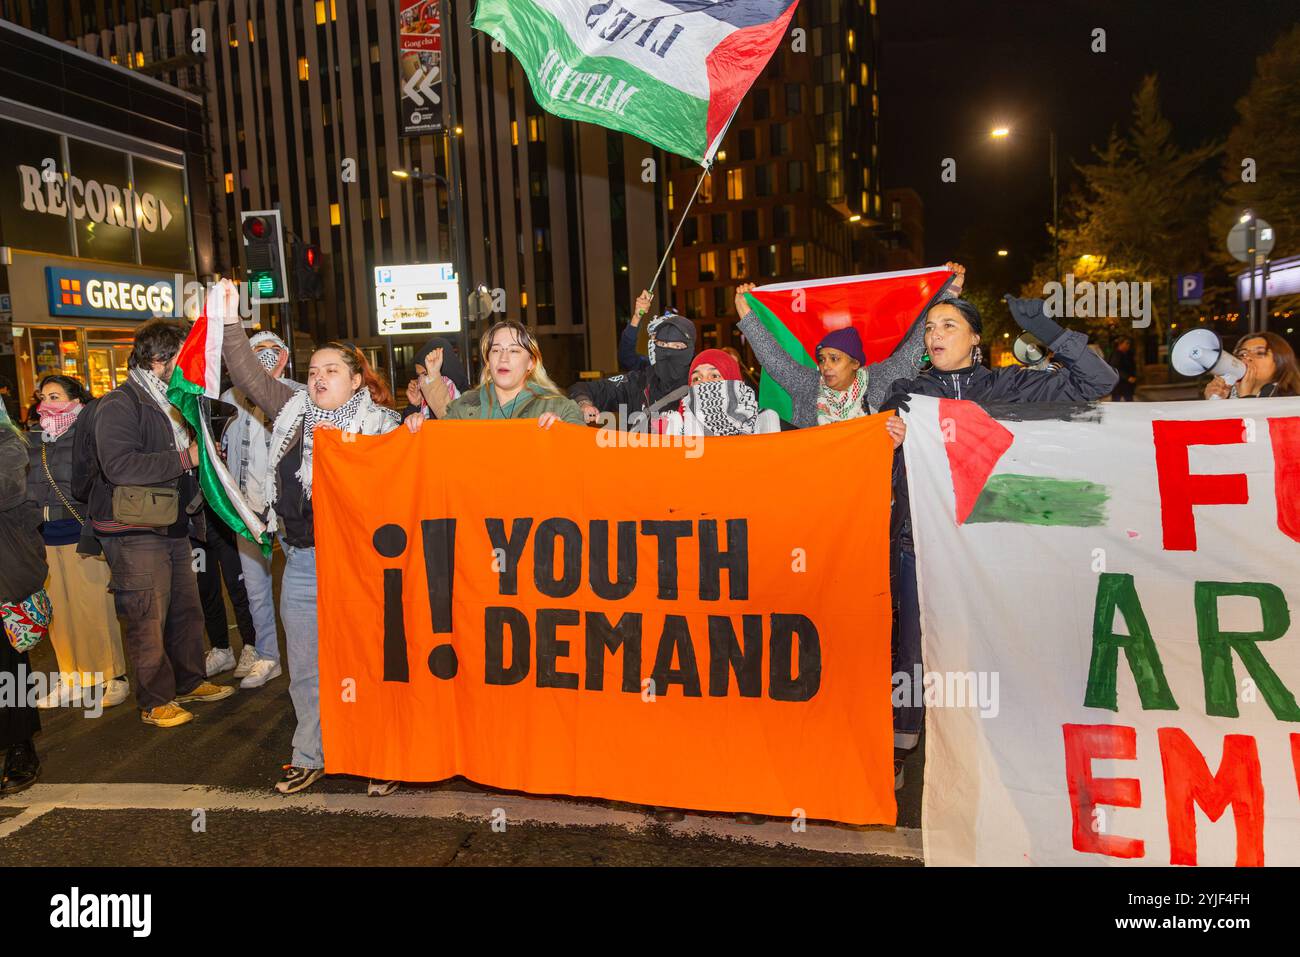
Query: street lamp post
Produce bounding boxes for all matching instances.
[991,126,1059,286]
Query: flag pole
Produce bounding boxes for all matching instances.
[646,107,741,297]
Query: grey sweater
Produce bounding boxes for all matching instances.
[737,311,928,428]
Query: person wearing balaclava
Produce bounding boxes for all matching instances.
[401,336,470,424]
[217,330,304,691]
[569,311,697,431]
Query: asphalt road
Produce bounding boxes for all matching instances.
[2,550,923,867]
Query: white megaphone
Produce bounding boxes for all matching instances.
[1012,333,1050,369]
[1171,329,1247,399]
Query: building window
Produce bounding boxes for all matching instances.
[698,174,712,203]
[758,244,779,277]
[134,51,144,67]
[316,1,336,25]
[790,244,807,273]
[670,257,677,285]
[298,57,309,81]
[330,203,341,226]
[682,217,698,246]
[698,251,717,282]
[729,248,749,280]
[773,206,792,235]
[770,123,787,155]
[371,43,381,64]
[847,28,855,53]
[752,88,770,120]
[247,19,256,42]
[511,120,519,146]
[725,169,744,201]
[710,213,728,244]
[755,165,772,197]
[785,84,802,115]
[227,23,238,47]
[788,161,804,192]
[528,116,545,142]
[739,129,756,161]
[741,209,758,242]
[224,173,234,194]
[529,172,548,197]
[861,63,869,86]
[668,181,675,210]
[712,289,731,321]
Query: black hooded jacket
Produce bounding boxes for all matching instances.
[568,315,696,423]
[882,328,1119,551]
[400,336,472,420]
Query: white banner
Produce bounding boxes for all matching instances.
[903,394,1300,866]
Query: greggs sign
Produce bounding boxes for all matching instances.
[45,266,176,320]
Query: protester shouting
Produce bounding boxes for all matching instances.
[401,335,469,425]
[569,308,696,429]
[416,320,584,427]
[1203,332,1299,399]
[881,295,1118,788]
[661,349,781,437]
[218,331,301,689]
[0,402,46,794]
[733,263,966,428]
[219,284,401,795]
[24,375,128,710]
[89,320,234,729]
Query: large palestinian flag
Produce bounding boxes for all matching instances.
[167,281,270,554]
[473,0,800,164]
[743,267,955,422]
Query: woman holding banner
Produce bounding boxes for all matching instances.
[1203,332,1299,399]
[408,320,585,429]
[881,294,1118,788]
[733,263,965,429]
[219,285,402,795]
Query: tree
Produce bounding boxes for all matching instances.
[1022,76,1220,352]
[1211,24,1300,267]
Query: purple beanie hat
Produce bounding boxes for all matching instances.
[816,327,865,365]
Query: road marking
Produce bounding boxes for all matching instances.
[0,803,55,839]
[1,783,921,860]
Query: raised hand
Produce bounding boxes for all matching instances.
[735,282,757,317]
[944,261,967,296]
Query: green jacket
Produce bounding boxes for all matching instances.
[445,382,586,425]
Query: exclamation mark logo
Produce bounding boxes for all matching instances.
[422,518,458,679]
[372,524,410,683]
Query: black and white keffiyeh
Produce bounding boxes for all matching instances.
[683,379,759,436]
[128,367,191,451]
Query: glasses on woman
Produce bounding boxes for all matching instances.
[1233,347,1270,360]
[487,345,528,360]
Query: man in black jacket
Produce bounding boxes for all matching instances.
[91,320,233,728]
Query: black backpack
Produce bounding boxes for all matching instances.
[69,395,103,505]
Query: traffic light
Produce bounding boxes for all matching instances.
[293,240,325,301]
[240,210,287,304]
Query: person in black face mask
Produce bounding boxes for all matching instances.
[569,311,697,431]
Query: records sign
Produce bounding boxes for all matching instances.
[399,0,445,136]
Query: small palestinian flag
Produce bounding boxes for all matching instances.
[743,267,954,423]
[167,281,270,554]
[473,0,800,165]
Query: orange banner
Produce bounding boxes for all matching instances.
[314,415,896,824]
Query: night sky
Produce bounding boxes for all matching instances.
[878,0,1300,288]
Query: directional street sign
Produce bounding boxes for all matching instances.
[375,262,461,335]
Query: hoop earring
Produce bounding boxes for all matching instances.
[917,351,933,372]
[972,345,983,366]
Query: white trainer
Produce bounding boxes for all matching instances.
[204,646,236,677]
[233,645,259,679]
[239,658,282,689]
[36,674,83,709]
[101,677,130,708]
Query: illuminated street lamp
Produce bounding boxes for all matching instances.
[991,125,1059,285]
[997,249,1009,257]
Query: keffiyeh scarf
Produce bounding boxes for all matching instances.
[37,401,82,440]
[816,367,870,426]
[683,380,759,436]
[129,367,191,450]
[264,387,399,521]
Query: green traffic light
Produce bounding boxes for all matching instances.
[251,272,277,296]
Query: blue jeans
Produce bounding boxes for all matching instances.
[894,547,923,750]
[279,540,322,769]
[236,535,281,663]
